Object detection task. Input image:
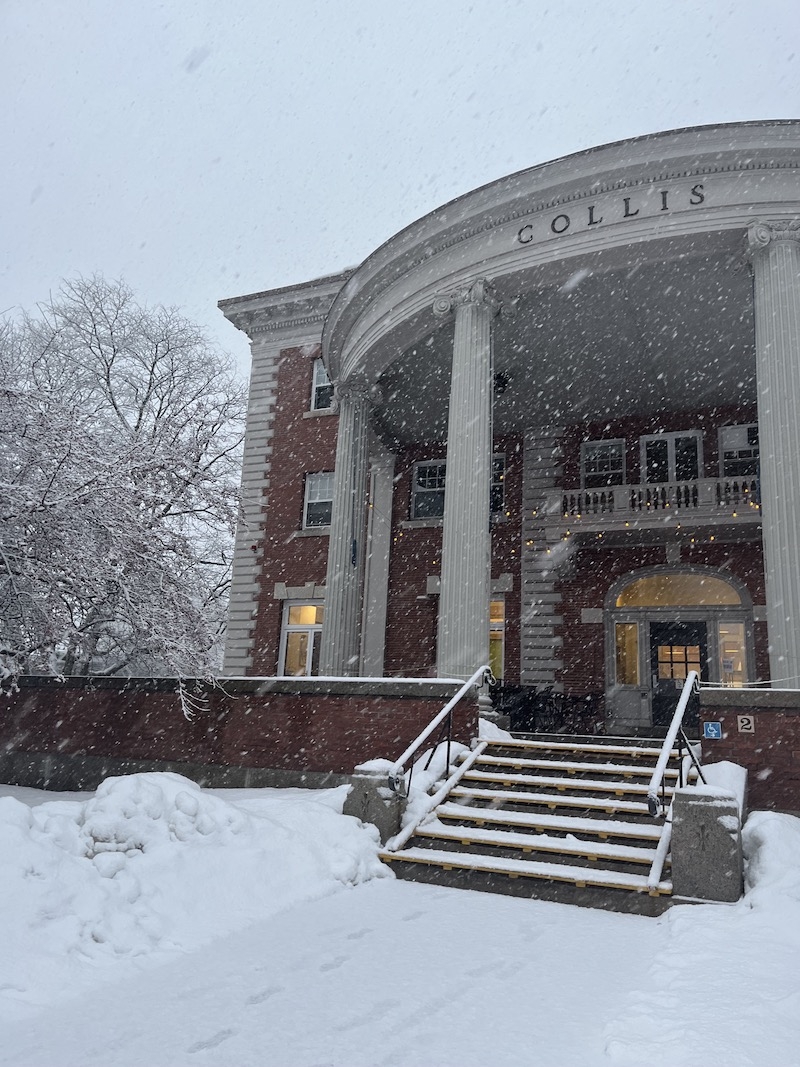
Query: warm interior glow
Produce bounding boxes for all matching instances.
[616,574,741,607]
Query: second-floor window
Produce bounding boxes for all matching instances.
[310,359,334,411]
[719,424,759,478]
[581,440,626,488]
[641,430,702,484]
[411,457,506,519]
[303,472,334,528]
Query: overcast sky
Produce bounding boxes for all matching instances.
[3,1,799,372]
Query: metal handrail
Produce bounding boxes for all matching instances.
[387,664,493,796]
[645,670,706,818]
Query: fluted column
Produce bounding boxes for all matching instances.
[748,220,800,684]
[319,382,371,675]
[434,279,499,679]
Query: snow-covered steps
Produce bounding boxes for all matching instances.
[380,732,677,915]
[386,847,672,896]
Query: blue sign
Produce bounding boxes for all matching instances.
[703,721,723,740]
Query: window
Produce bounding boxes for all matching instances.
[310,359,334,411]
[412,461,446,519]
[719,424,759,478]
[279,603,324,676]
[491,456,506,514]
[615,622,639,685]
[303,472,334,528]
[489,599,505,681]
[581,440,625,488]
[718,622,746,687]
[640,431,702,483]
[411,457,506,520]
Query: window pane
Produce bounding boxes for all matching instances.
[719,622,746,687]
[616,574,740,607]
[491,456,505,513]
[615,623,639,685]
[413,489,445,518]
[489,631,504,680]
[284,632,309,675]
[288,604,320,626]
[311,360,334,410]
[583,442,625,488]
[675,436,699,481]
[644,439,669,483]
[305,500,333,526]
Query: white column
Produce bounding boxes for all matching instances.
[748,220,800,684]
[360,445,396,675]
[319,382,371,676]
[434,279,499,679]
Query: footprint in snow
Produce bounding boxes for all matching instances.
[246,985,284,1005]
[187,1029,235,1054]
[320,955,348,972]
[346,927,372,940]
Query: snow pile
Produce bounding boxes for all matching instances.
[743,808,800,905]
[0,773,388,1017]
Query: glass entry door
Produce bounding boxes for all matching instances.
[649,620,707,729]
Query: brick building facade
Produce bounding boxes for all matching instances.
[219,122,800,735]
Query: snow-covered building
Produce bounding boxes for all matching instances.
[220,120,800,733]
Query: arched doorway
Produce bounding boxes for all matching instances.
[605,567,754,731]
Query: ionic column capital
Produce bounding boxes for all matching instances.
[432,278,501,319]
[333,378,372,405]
[747,219,800,257]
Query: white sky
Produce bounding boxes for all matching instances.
[2,0,799,372]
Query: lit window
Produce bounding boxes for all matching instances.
[311,359,334,411]
[718,622,747,687]
[615,622,640,685]
[279,603,325,675]
[582,440,625,488]
[489,599,505,681]
[303,472,334,528]
[616,574,741,608]
[411,457,506,519]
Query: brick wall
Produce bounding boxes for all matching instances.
[700,689,800,812]
[249,345,338,675]
[383,436,523,680]
[0,677,478,789]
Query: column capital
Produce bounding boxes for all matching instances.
[334,378,372,405]
[432,278,501,319]
[747,218,800,256]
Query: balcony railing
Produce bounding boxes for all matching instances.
[540,477,760,536]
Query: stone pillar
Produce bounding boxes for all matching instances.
[360,444,396,676]
[434,279,499,680]
[748,220,800,685]
[319,383,371,676]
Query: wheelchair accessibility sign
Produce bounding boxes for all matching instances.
[703,721,723,740]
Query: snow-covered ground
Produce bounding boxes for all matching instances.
[1,772,799,1067]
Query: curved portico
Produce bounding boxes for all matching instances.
[318,120,800,694]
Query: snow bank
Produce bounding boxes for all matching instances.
[743,809,800,905]
[0,773,388,1017]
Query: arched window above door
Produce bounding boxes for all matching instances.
[615,573,741,608]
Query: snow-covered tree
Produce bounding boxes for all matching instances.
[0,277,246,679]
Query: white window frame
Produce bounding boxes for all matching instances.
[718,424,759,478]
[411,460,447,519]
[303,472,334,529]
[310,358,334,411]
[278,601,324,676]
[581,439,626,489]
[411,456,506,520]
[640,430,703,484]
